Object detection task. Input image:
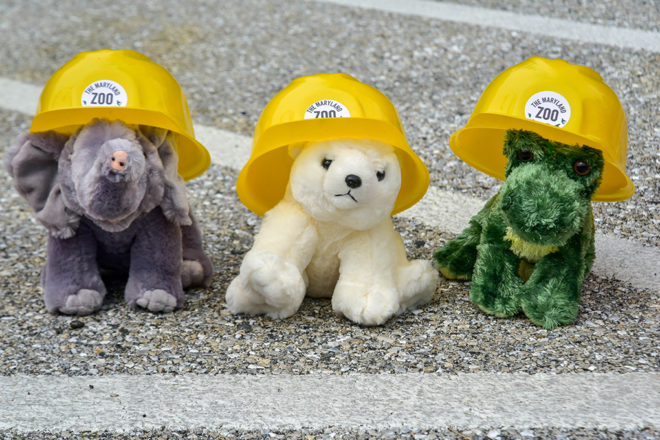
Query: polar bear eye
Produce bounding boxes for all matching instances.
[376,170,385,181]
[321,158,333,170]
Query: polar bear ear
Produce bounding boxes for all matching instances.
[287,142,308,159]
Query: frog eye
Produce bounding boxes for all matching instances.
[573,160,591,176]
[376,170,385,181]
[321,158,332,170]
[517,149,534,162]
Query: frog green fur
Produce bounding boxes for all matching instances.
[434,129,604,329]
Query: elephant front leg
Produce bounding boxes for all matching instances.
[180,213,213,289]
[124,209,183,312]
[470,242,523,318]
[43,225,106,315]
[520,247,583,329]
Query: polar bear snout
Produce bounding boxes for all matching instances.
[334,174,362,203]
[344,174,362,189]
[333,172,366,205]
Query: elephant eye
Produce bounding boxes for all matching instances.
[321,158,332,170]
[376,170,385,181]
[517,149,534,162]
[573,160,591,176]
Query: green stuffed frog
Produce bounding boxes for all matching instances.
[434,129,604,329]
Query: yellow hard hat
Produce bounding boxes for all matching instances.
[450,57,633,201]
[236,73,430,216]
[31,49,210,181]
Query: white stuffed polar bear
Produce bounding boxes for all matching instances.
[226,138,438,325]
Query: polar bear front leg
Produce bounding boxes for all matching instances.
[332,277,399,326]
[332,220,437,325]
[226,200,318,319]
[226,251,307,319]
[331,220,405,326]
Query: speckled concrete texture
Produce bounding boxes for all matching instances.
[1,0,656,244]
[2,427,658,440]
[431,0,660,32]
[0,0,658,438]
[1,158,657,377]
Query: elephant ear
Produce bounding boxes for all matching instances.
[139,126,192,226]
[5,131,80,238]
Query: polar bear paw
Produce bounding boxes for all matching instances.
[396,259,438,311]
[226,251,306,319]
[332,283,399,326]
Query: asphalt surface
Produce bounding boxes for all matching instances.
[0,0,659,438]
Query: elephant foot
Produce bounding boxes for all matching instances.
[181,260,204,288]
[135,289,178,313]
[55,289,104,315]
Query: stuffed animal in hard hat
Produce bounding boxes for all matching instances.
[433,57,633,329]
[226,73,438,325]
[5,49,213,315]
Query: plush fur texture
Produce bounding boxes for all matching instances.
[434,129,604,329]
[226,139,438,326]
[5,120,213,315]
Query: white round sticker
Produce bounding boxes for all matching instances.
[524,91,571,128]
[81,80,128,107]
[304,99,351,119]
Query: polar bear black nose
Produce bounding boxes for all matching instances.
[345,174,362,189]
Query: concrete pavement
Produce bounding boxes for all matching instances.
[0,0,658,438]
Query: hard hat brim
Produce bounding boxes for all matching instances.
[450,114,635,202]
[30,107,211,181]
[237,117,430,216]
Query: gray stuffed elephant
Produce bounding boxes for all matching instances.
[5,119,213,315]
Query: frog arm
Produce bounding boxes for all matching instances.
[468,203,524,317]
[433,193,498,280]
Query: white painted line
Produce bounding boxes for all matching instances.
[0,77,42,115]
[317,0,660,53]
[195,124,251,171]
[2,76,658,292]
[1,373,657,432]
[404,185,483,236]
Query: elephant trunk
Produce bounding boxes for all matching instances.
[75,138,149,225]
